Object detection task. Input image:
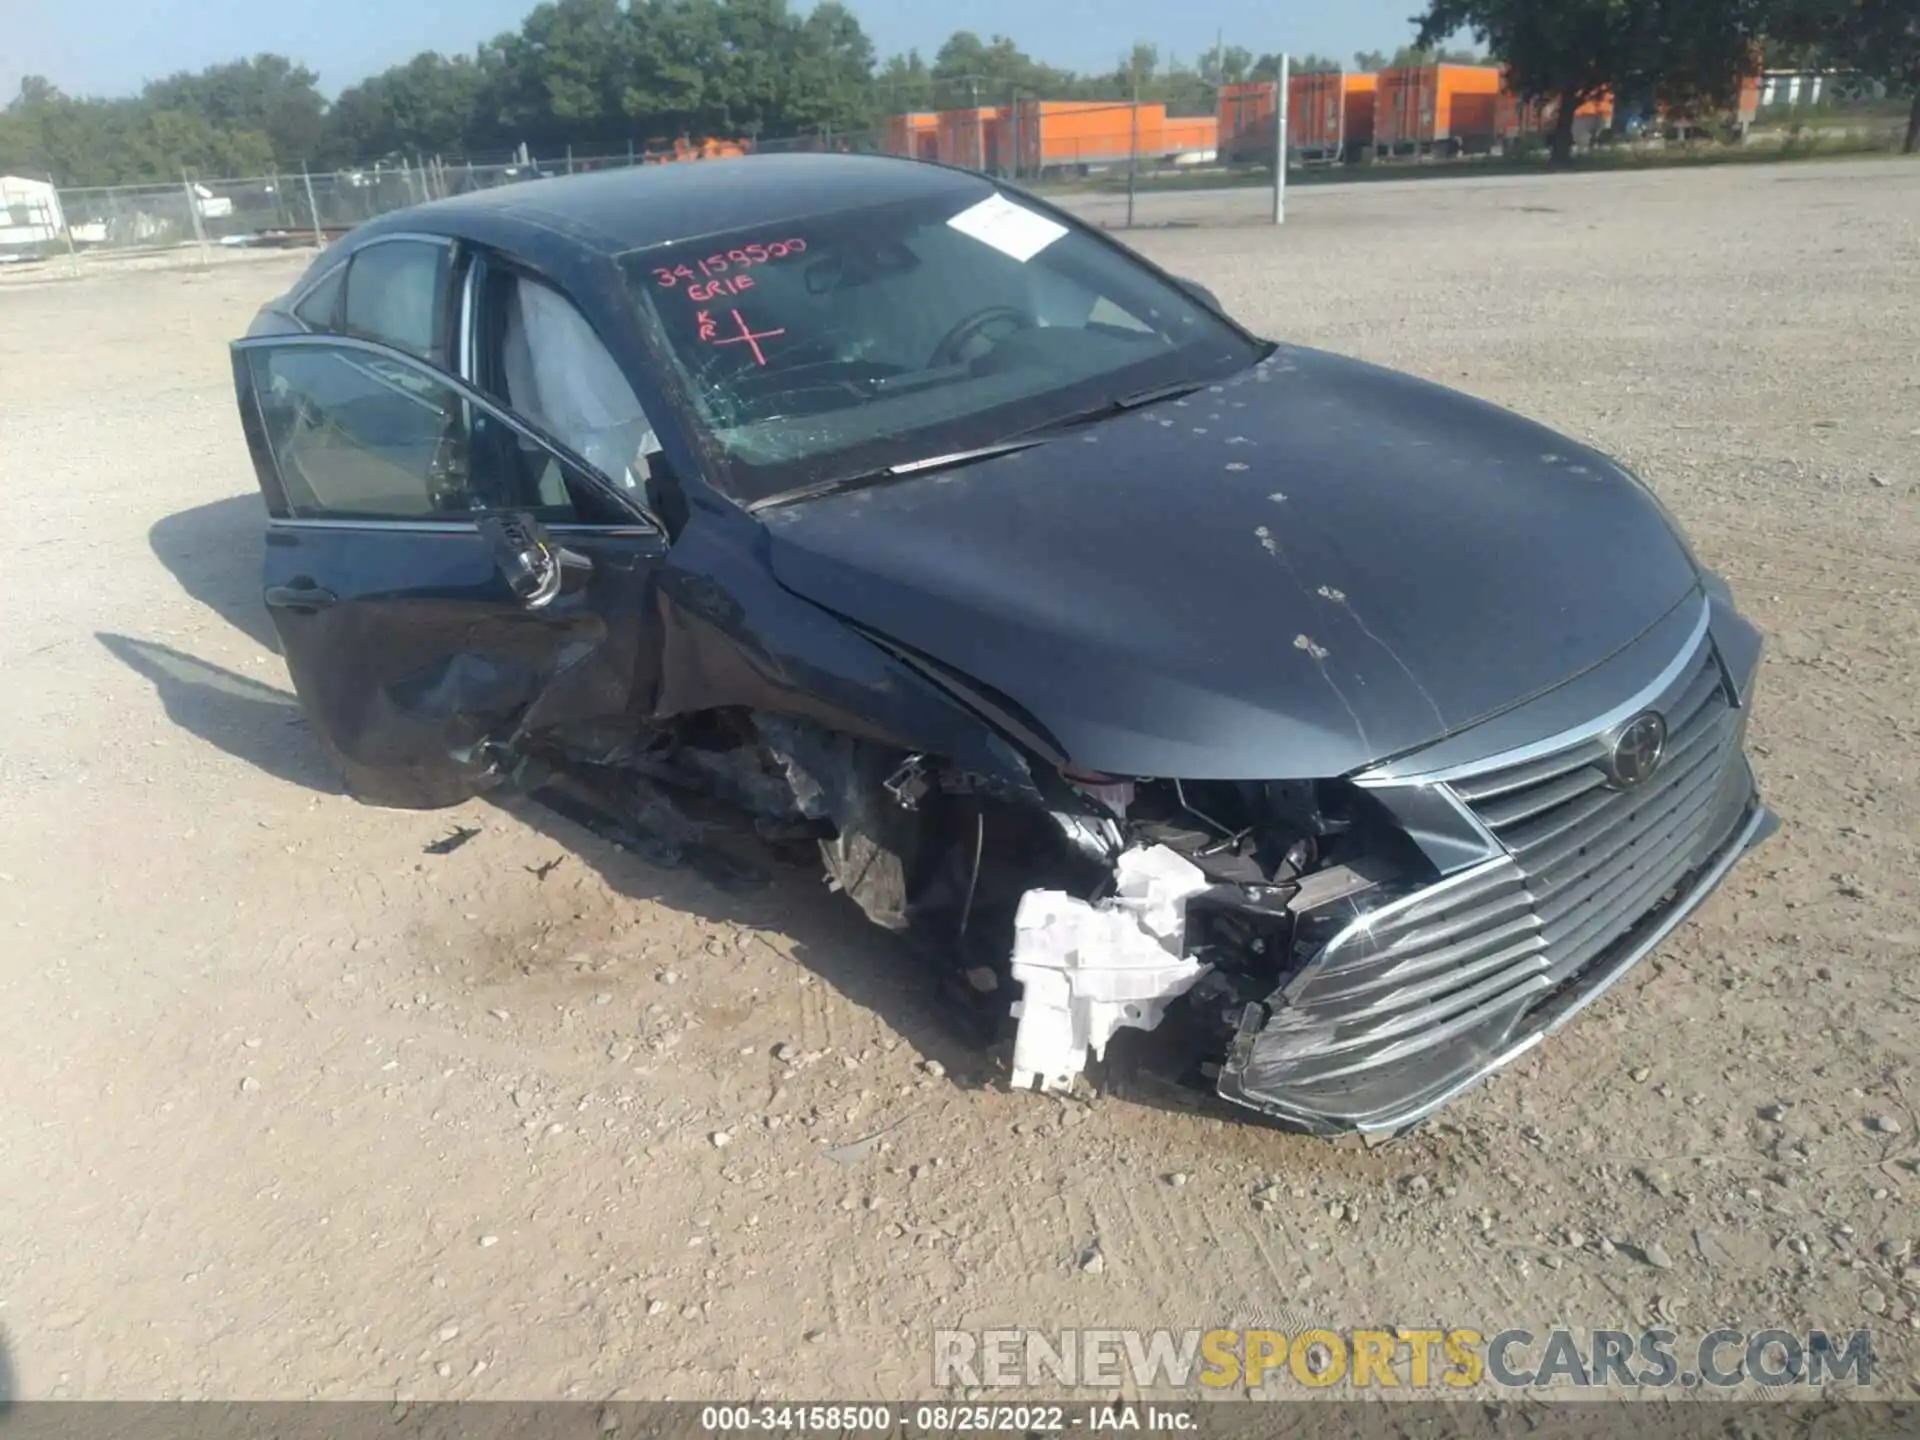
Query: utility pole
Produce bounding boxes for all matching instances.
[970,76,982,172]
[1127,66,1140,229]
[1009,86,1020,181]
[1272,52,1290,225]
[301,162,323,247]
[180,169,210,265]
[52,177,79,276]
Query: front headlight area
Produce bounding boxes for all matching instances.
[753,713,1446,1106]
[1001,771,1437,1095]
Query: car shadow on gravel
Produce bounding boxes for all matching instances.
[95,633,344,795]
[134,496,1263,1121]
[148,492,282,656]
[132,492,996,1085]
[494,787,996,1081]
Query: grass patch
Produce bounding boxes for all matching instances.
[1024,129,1909,199]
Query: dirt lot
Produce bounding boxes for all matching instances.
[1,158,1917,1403]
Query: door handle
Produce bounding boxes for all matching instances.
[265,584,338,612]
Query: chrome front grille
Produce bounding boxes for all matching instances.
[1261,856,1547,1087]
[1221,600,1774,1133]
[1449,635,1748,995]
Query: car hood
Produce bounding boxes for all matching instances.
[760,344,1700,780]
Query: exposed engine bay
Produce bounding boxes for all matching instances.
[515,707,1431,1120]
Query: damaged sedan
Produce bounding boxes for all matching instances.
[230,153,1775,1135]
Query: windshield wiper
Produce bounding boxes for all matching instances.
[747,380,1209,513]
[748,437,1048,512]
[1023,379,1210,435]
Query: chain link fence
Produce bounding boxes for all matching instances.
[2,135,902,275]
[0,86,1283,275]
[834,90,1286,229]
[4,68,1906,277]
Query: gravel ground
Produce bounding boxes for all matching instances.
[1,158,1916,1403]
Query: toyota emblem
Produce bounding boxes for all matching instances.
[1606,711,1668,789]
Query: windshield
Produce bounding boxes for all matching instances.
[618,187,1263,505]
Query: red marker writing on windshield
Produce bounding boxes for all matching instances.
[709,307,785,367]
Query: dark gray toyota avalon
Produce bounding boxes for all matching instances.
[230,152,1776,1135]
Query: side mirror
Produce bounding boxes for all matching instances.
[477,512,563,608]
[1175,276,1224,313]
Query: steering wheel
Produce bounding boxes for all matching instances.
[930,305,1032,368]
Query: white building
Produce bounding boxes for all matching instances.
[1760,72,1828,107]
[1759,71,1886,108]
[0,175,64,250]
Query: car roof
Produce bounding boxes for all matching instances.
[362,152,993,256]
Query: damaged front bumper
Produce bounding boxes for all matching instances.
[1217,796,1776,1135]
[1214,592,1776,1135]
[1003,590,1777,1137]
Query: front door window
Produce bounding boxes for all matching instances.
[243,339,632,524]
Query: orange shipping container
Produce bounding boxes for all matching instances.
[1217,80,1276,163]
[1288,71,1377,154]
[1496,81,1613,140]
[1342,72,1378,149]
[1159,115,1218,157]
[1375,63,1503,149]
[643,136,747,164]
[884,112,938,159]
[1004,99,1171,171]
[1218,74,1376,162]
[934,106,995,170]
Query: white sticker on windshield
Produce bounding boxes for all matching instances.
[946,193,1068,263]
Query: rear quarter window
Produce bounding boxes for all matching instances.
[290,263,345,330]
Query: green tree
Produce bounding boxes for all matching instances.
[1160,52,1218,114]
[928,31,1073,107]
[1768,0,1920,151]
[781,1,879,133]
[487,0,631,147]
[878,50,936,113]
[1392,43,1486,64]
[1351,43,1484,70]
[143,54,327,164]
[1,73,278,183]
[1414,0,1764,166]
[619,0,722,141]
[1186,43,1258,87]
[715,0,792,136]
[1109,41,1159,96]
[327,52,492,162]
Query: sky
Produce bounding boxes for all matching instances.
[2,0,1435,104]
